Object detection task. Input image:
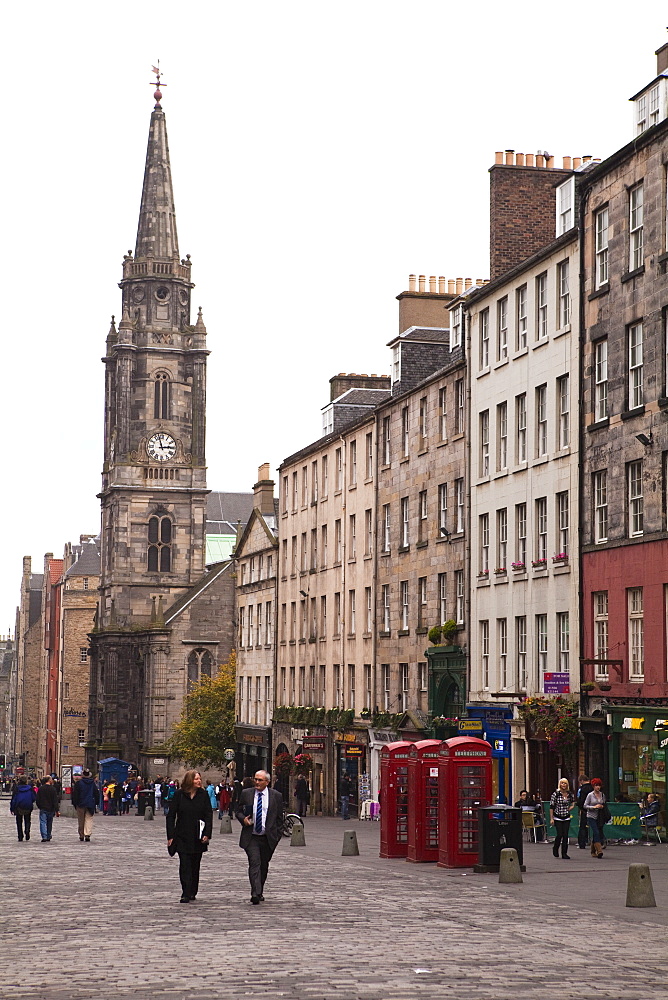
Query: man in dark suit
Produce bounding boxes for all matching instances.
[576,774,593,849]
[236,770,284,904]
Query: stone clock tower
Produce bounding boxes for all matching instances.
[88,79,218,775]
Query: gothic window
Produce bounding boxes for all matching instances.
[187,648,214,689]
[148,515,172,572]
[154,372,170,419]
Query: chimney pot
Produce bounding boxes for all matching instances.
[438,276,445,293]
[455,277,463,294]
[495,151,503,164]
[545,155,554,168]
[408,274,416,291]
[516,152,525,166]
[562,155,572,170]
[429,275,437,293]
[526,153,535,167]
[505,150,515,165]
[536,154,545,168]
[582,155,592,162]
[418,275,426,292]
[464,278,472,289]
[448,280,455,294]
[573,157,582,168]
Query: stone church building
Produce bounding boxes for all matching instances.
[87,82,238,778]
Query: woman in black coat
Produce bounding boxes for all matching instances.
[166,770,213,903]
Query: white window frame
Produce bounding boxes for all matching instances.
[516,502,526,567]
[418,576,427,628]
[557,375,569,449]
[594,471,608,543]
[558,259,570,328]
[594,339,608,421]
[382,416,391,465]
[401,406,409,456]
[595,207,609,287]
[438,386,447,441]
[455,569,464,624]
[537,614,548,677]
[628,321,643,409]
[480,409,490,477]
[516,393,527,463]
[630,184,644,272]
[438,572,447,623]
[594,592,609,680]
[400,496,409,548]
[497,508,507,571]
[628,588,644,680]
[556,491,569,557]
[455,478,464,533]
[392,344,401,384]
[536,272,548,340]
[516,285,527,350]
[480,512,489,574]
[556,176,574,235]
[558,612,569,673]
[451,305,462,348]
[497,297,508,360]
[516,616,527,690]
[536,384,547,457]
[481,620,490,688]
[382,504,391,553]
[438,483,448,532]
[400,580,409,630]
[497,401,508,470]
[455,379,465,435]
[536,497,548,562]
[628,460,644,536]
[499,618,508,688]
[382,585,390,631]
[479,309,489,369]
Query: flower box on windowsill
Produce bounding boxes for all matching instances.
[531,560,547,570]
[478,570,489,578]
[552,554,568,565]
[494,568,507,576]
[511,563,526,572]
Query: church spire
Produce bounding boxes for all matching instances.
[135,67,179,261]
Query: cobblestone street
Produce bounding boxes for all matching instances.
[2,807,668,1000]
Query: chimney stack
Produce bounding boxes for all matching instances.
[253,463,275,516]
[657,43,668,75]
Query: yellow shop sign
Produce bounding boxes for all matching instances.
[622,717,645,730]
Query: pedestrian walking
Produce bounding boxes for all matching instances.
[206,780,218,811]
[550,778,575,859]
[154,779,162,813]
[583,778,607,858]
[340,773,353,820]
[236,770,284,905]
[10,776,37,841]
[36,775,60,842]
[71,768,100,842]
[576,774,593,849]
[295,773,310,817]
[218,781,231,819]
[166,770,213,903]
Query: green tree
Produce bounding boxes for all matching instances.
[165,652,236,769]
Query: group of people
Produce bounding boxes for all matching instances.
[166,769,284,905]
[9,774,61,842]
[516,774,663,859]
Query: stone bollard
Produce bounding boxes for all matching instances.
[626,864,656,907]
[219,814,232,834]
[144,806,154,821]
[290,821,306,847]
[498,847,523,883]
[342,830,360,856]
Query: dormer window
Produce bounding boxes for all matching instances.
[392,345,401,384]
[633,79,665,136]
[450,305,462,348]
[556,177,574,235]
[322,405,333,436]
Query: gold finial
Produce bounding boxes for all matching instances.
[150,61,166,108]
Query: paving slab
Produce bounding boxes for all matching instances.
[2,808,668,999]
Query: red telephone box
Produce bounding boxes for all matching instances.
[406,739,443,863]
[379,741,412,858]
[437,737,492,868]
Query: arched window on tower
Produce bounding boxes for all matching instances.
[154,372,170,419]
[148,515,172,572]
[187,648,214,690]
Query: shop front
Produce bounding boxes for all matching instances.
[368,728,399,801]
[335,729,369,818]
[609,707,668,803]
[465,707,512,803]
[235,725,272,780]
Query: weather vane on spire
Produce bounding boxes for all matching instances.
[151,61,166,108]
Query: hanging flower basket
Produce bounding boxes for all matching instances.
[518,695,579,768]
[273,751,294,774]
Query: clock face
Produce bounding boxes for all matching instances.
[147,432,176,462]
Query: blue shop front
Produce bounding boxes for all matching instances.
[463,707,512,803]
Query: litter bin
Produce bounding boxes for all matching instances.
[137,790,155,816]
[474,804,524,872]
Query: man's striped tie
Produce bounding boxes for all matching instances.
[255,791,263,833]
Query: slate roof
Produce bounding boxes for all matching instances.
[164,560,233,623]
[386,326,449,347]
[206,492,254,532]
[65,540,101,577]
[330,388,392,406]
